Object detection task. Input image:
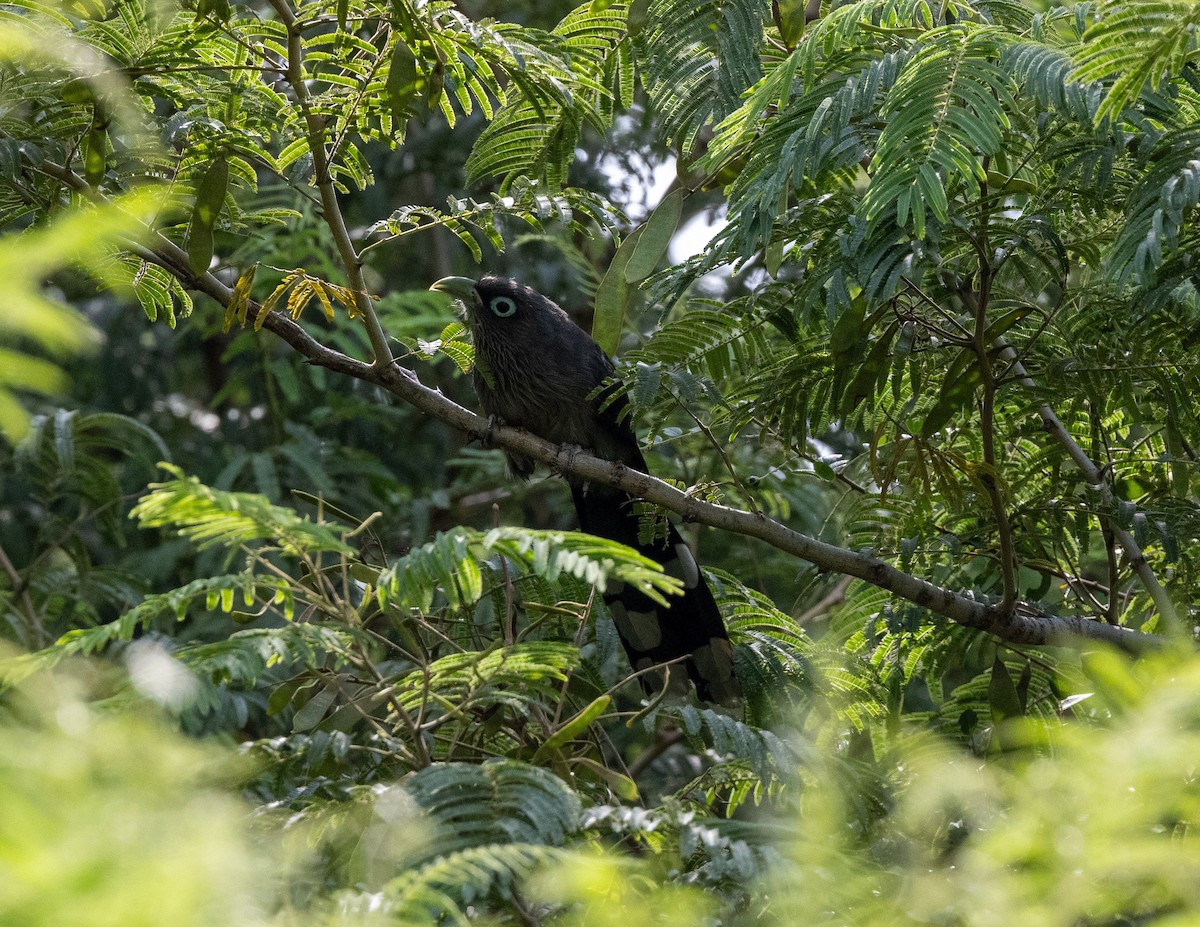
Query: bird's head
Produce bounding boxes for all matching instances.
[430,274,568,337]
[430,275,591,392]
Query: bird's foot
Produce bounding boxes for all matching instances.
[553,442,584,477]
[482,414,500,448]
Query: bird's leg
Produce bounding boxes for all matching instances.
[486,415,535,479]
[482,414,500,448]
[553,442,586,480]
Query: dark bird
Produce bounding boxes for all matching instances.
[430,275,740,705]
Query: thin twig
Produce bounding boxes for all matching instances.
[795,574,853,625]
[969,173,1018,615]
[995,338,1178,633]
[665,383,760,514]
[264,0,394,369]
[627,727,684,780]
[0,545,43,649]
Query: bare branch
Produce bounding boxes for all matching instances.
[995,339,1179,632]
[960,229,1019,616]
[0,545,43,649]
[248,297,1164,654]
[27,159,1166,655]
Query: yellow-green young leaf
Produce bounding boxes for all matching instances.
[284,279,315,322]
[532,695,611,763]
[243,278,292,333]
[226,263,257,328]
[592,225,644,355]
[0,390,30,443]
[386,38,421,126]
[772,0,808,47]
[188,157,228,275]
[313,281,336,322]
[0,349,67,395]
[84,122,106,187]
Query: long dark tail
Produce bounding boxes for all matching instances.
[570,482,741,705]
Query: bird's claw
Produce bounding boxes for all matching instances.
[482,414,500,447]
[548,442,583,478]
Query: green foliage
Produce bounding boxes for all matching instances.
[406,759,582,851]
[863,25,1014,238]
[0,192,161,440]
[634,0,766,156]
[465,2,631,186]
[0,408,173,650]
[0,667,279,927]
[0,0,627,336]
[4,0,1200,922]
[769,652,1200,926]
[21,470,805,803]
[17,647,1200,926]
[132,464,356,556]
[368,180,623,265]
[1071,0,1200,124]
[643,0,1200,641]
[371,843,570,925]
[378,523,683,611]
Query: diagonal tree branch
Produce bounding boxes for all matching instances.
[29,155,1166,655]
[995,339,1178,632]
[127,235,1161,654]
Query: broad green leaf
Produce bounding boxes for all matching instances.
[592,225,644,356]
[187,157,228,275]
[624,188,684,283]
[988,658,1022,723]
[773,0,808,47]
[386,38,421,127]
[83,122,106,187]
[532,695,611,763]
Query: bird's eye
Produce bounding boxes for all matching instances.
[489,296,517,317]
